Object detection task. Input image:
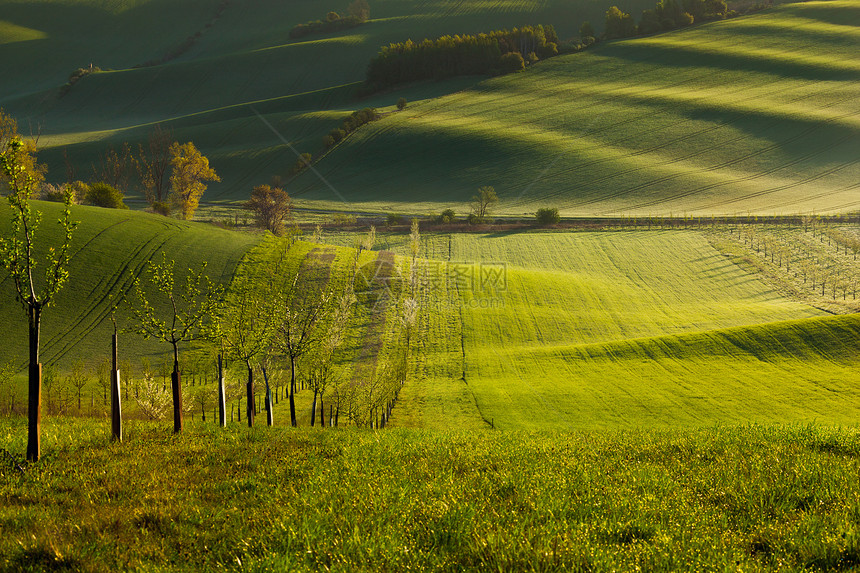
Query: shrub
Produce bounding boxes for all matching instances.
[539,42,558,59]
[439,208,456,224]
[397,97,407,111]
[679,11,694,25]
[326,11,340,21]
[84,183,127,209]
[322,135,335,148]
[535,207,560,225]
[580,21,596,40]
[329,129,346,143]
[526,52,540,65]
[151,201,171,216]
[499,52,525,74]
[40,183,82,204]
[290,153,313,174]
[386,213,404,226]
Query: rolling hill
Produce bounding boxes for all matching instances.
[289,0,860,216]
[0,0,657,203]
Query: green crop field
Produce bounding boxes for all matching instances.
[0,0,657,205]
[290,1,860,216]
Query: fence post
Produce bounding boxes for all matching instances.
[110,330,122,442]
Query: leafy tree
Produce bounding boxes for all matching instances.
[289,153,313,175]
[275,266,338,427]
[244,185,292,235]
[438,208,456,223]
[397,97,407,111]
[168,142,220,220]
[536,207,560,225]
[84,182,127,209]
[126,253,223,433]
[348,0,370,22]
[0,138,77,461]
[66,359,88,412]
[327,11,340,21]
[499,52,525,74]
[208,249,282,427]
[580,21,596,40]
[136,124,175,207]
[604,6,637,39]
[0,110,45,196]
[93,143,134,193]
[469,186,498,223]
[639,9,661,34]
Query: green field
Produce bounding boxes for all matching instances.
[0,0,658,205]
[290,1,860,215]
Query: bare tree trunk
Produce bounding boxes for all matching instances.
[289,356,297,427]
[27,305,42,462]
[171,342,183,433]
[319,396,324,427]
[217,354,226,427]
[246,366,254,427]
[310,390,317,427]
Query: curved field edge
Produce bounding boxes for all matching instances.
[2,420,860,572]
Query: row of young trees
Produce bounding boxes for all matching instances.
[365,25,559,91]
[289,0,370,39]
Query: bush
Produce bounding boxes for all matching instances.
[290,153,313,174]
[386,213,404,226]
[499,52,525,74]
[40,182,82,204]
[397,97,407,111]
[535,207,560,225]
[151,201,171,216]
[526,51,540,65]
[539,42,558,59]
[679,11,694,25]
[439,208,456,224]
[84,183,127,209]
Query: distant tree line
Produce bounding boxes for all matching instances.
[604,0,728,40]
[365,25,559,92]
[290,0,370,40]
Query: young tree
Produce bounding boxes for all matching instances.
[168,142,220,220]
[306,292,354,427]
[244,185,292,235]
[469,186,498,223]
[126,253,223,433]
[0,138,77,461]
[67,359,88,412]
[136,124,175,209]
[93,143,134,192]
[275,266,337,427]
[209,250,282,427]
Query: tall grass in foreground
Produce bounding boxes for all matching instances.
[1,418,859,571]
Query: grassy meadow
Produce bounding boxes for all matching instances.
[2,419,860,572]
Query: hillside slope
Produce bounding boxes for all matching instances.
[0,202,259,369]
[0,0,656,202]
[290,1,860,216]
